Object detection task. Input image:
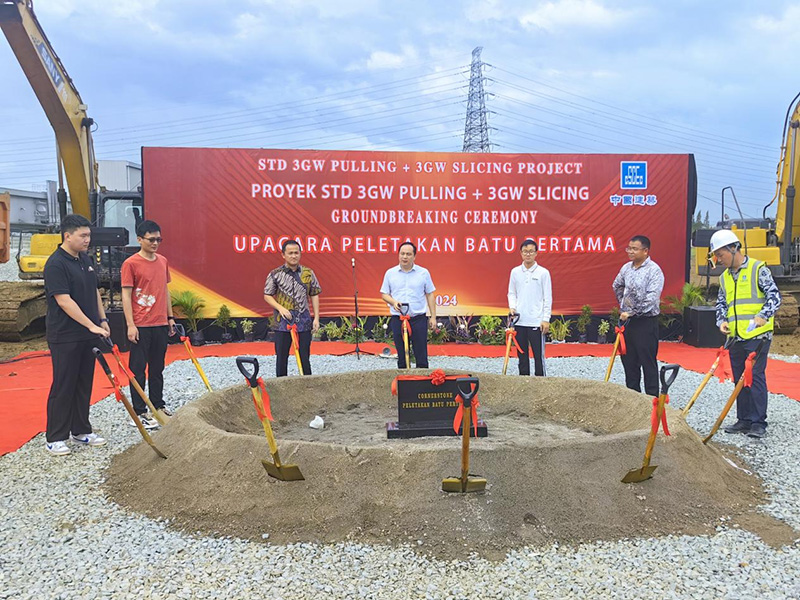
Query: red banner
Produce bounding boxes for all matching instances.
[142,148,694,317]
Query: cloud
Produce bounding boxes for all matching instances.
[519,0,636,32]
[365,45,419,70]
[752,3,800,33]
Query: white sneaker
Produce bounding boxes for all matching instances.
[70,432,107,447]
[129,414,160,430]
[46,440,71,456]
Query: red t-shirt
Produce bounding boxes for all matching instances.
[121,253,172,327]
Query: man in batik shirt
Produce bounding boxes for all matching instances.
[263,240,321,377]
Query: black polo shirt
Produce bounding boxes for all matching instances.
[44,247,100,344]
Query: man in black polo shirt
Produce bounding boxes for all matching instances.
[43,214,111,456]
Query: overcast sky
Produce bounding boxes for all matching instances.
[1,0,798,221]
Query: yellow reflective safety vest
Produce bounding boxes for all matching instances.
[720,258,773,339]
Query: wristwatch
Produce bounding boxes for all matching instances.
[168,317,175,321]
[100,318,109,323]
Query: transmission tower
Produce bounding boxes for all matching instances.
[462,47,491,152]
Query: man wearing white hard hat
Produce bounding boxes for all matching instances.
[709,229,781,439]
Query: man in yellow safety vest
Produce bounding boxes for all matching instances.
[710,229,782,439]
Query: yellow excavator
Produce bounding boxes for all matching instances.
[0,0,140,340]
[693,92,800,332]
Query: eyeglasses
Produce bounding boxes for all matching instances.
[521,249,537,254]
[142,237,162,243]
[625,246,644,252]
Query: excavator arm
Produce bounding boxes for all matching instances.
[774,95,799,269]
[0,0,95,219]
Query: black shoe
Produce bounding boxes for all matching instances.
[747,424,766,439]
[723,420,751,434]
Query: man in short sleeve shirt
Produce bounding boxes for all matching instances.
[263,240,321,377]
[121,220,175,429]
[43,214,110,456]
[380,241,437,369]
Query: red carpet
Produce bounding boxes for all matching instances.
[2,341,799,456]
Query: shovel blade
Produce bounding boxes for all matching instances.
[441,475,487,493]
[262,459,305,481]
[621,465,657,483]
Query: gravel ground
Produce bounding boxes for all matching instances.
[1,354,799,599]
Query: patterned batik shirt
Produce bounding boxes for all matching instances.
[612,257,665,317]
[263,264,321,332]
[715,257,781,340]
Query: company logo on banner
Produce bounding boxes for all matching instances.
[620,161,648,189]
[143,149,692,318]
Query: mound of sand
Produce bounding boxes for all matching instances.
[105,370,790,559]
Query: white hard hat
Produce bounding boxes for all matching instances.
[709,229,740,252]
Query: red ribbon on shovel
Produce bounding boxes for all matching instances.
[615,326,627,355]
[743,351,757,388]
[287,324,300,353]
[453,385,480,437]
[399,314,413,335]
[247,376,273,422]
[650,395,671,436]
[714,347,732,383]
[505,328,523,354]
[110,345,131,386]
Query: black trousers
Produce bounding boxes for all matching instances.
[46,339,96,442]
[390,314,429,368]
[274,329,312,377]
[515,326,546,376]
[129,325,169,415]
[620,316,660,397]
[729,336,771,427]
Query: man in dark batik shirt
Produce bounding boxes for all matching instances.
[263,240,321,377]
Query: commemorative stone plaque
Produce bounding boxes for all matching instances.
[387,375,488,439]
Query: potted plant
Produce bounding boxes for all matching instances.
[609,306,620,329]
[548,315,571,343]
[241,318,255,342]
[214,304,235,343]
[576,304,592,343]
[427,321,450,344]
[475,315,503,345]
[371,316,392,343]
[321,318,345,341]
[597,319,610,344]
[450,315,474,343]
[171,290,206,346]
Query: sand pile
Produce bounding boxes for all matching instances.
[106,370,778,559]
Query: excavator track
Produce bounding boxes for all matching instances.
[0,281,47,341]
[775,292,800,334]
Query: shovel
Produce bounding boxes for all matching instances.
[681,337,736,418]
[97,336,169,426]
[442,377,486,493]
[399,303,411,370]
[236,356,304,481]
[502,313,521,376]
[621,363,680,483]
[604,319,628,382]
[92,346,167,459]
[702,339,765,444]
[175,323,213,392]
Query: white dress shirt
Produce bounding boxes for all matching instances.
[508,262,553,327]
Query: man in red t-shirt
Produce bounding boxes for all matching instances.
[121,220,175,428]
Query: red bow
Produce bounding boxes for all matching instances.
[615,326,627,355]
[505,328,523,354]
[453,386,480,437]
[714,347,732,383]
[650,395,670,436]
[110,345,131,386]
[248,377,273,422]
[390,368,461,395]
[113,386,124,404]
[743,351,756,388]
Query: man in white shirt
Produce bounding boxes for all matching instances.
[508,239,553,376]
[380,241,437,368]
